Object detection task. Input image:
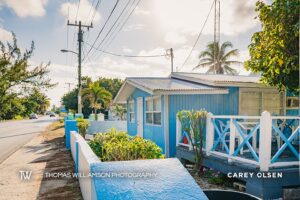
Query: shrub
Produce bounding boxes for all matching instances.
[89,128,163,161]
[14,115,23,120]
[76,118,90,138]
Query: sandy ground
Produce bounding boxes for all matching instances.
[0,121,82,200]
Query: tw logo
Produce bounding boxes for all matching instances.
[19,170,32,181]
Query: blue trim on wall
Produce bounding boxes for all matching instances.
[75,141,79,173]
[65,120,78,150]
[168,87,239,157]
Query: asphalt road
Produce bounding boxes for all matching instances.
[0,116,58,164]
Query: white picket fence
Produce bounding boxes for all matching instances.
[176,111,300,171]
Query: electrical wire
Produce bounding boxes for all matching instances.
[90,0,141,61]
[93,0,132,54]
[75,0,81,21]
[84,0,134,62]
[85,0,121,59]
[84,41,166,58]
[178,0,215,72]
[85,0,96,24]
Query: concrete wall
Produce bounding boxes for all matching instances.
[87,120,127,134]
[70,131,100,200]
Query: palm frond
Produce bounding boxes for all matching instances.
[221,49,239,61]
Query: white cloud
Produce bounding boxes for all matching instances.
[153,0,258,36]
[0,28,13,41]
[134,6,150,15]
[164,32,187,45]
[60,0,101,24]
[122,47,133,53]
[124,24,146,31]
[3,0,48,18]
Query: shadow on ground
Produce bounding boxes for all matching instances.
[26,122,82,200]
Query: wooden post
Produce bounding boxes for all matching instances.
[228,118,236,163]
[206,113,214,156]
[176,115,181,147]
[259,111,272,171]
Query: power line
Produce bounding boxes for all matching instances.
[92,0,132,56]
[91,0,141,61]
[90,0,102,24]
[85,0,96,24]
[85,0,121,59]
[75,0,81,21]
[84,41,167,58]
[85,0,134,62]
[178,0,215,72]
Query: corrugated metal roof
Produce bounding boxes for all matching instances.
[127,77,225,92]
[172,72,260,83]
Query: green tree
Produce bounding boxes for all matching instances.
[97,77,123,98]
[23,88,50,115]
[62,88,79,112]
[0,33,55,120]
[245,0,299,93]
[82,81,112,114]
[111,104,127,120]
[193,41,242,74]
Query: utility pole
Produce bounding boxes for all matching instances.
[167,48,174,73]
[67,20,92,114]
[65,82,74,92]
[213,0,220,74]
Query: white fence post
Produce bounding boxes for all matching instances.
[228,118,236,163]
[176,115,181,147]
[206,113,214,156]
[259,111,272,171]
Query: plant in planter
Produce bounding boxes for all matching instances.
[89,128,164,161]
[76,118,90,138]
[177,109,207,174]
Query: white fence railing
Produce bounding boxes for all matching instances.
[176,111,300,171]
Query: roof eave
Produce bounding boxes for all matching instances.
[171,73,272,88]
[154,89,229,95]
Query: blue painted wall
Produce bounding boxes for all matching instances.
[126,88,166,153]
[168,87,239,157]
[65,120,78,150]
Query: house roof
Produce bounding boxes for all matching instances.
[171,72,266,87]
[114,77,228,103]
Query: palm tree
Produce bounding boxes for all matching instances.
[82,81,112,114]
[193,41,242,75]
[111,104,126,120]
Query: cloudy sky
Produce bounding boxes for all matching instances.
[0,0,262,106]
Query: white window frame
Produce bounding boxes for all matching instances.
[128,100,135,123]
[239,88,286,115]
[145,96,162,126]
[286,97,300,110]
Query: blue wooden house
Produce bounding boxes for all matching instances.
[114,72,298,157]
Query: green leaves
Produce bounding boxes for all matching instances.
[76,118,90,137]
[0,33,54,120]
[177,109,208,171]
[194,41,242,75]
[245,0,299,93]
[88,129,163,161]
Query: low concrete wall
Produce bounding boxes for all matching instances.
[69,130,208,200]
[70,131,100,200]
[87,120,127,134]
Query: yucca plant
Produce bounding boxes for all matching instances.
[177,109,208,173]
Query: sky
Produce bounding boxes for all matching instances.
[0,0,262,106]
